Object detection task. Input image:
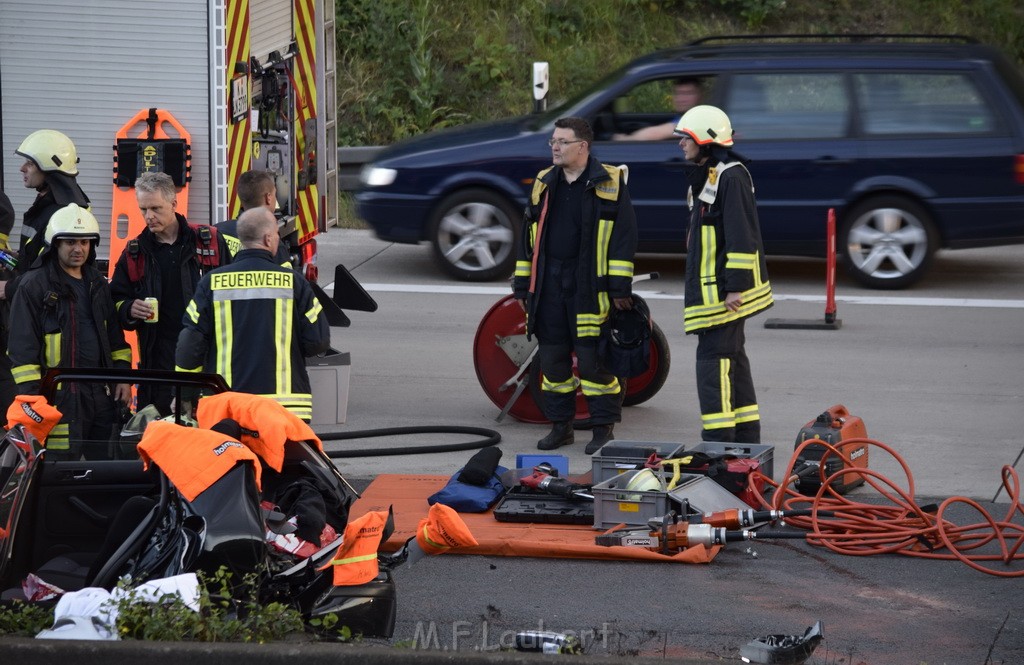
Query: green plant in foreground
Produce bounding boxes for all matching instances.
[115,567,310,643]
[0,601,53,637]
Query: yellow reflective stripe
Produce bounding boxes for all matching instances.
[725,252,756,270]
[515,260,532,277]
[44,333,61,368]
[577,326,601,338]
[111,348,132,364]
[596,219,612,278]
[541,374,578,394]
[683,284,775,333]
[116,299,127,311]
[608,259,633,278]
[700,226,718,305]
[701,412,736,430]
[47,423,71,449]
[214,300,233,384]
[186,300,200,324]
[528,222,537,248]
[719,358,732,418]
[276,298,293,396]
[305,298,322,324]
[330,552,377,566]
[735,404,760,423]
[580,377,621,396]
[12,364,42,384]
[421,524,446,551]
[175,365,204,373]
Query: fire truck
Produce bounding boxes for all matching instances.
[0,0,338,279]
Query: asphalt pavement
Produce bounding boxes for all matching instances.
[305,229,1024,664]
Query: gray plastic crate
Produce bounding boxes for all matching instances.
[684,441,775,479]
[591,469,686,529]
[591,440,686,484]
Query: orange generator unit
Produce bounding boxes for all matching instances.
[793,404,869,495]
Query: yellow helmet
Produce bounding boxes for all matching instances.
[16,130,80,175]
[674,105,734,146]
[44,203,100,245]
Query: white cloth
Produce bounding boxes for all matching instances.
[36,573,200,640]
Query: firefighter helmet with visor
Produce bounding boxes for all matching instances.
[16,129,80,176]
[674,105,734,147]
[45,203,101,245]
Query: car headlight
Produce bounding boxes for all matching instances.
[360,165,398,187]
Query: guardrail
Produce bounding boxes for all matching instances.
[338,146,385,191]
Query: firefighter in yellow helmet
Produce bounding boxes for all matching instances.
[8,130,91,274]
[7,204,132,459]
[675,105,773,443]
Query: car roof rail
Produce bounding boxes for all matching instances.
[687,34,980,46]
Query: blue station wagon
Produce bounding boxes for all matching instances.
[356,35,1024,288]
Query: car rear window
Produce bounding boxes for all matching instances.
[724,73,849,140]
[854,72,997,135]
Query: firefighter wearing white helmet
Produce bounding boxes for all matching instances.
[3,130,91,303]
[674,105,773,444]
[8,203,132,458]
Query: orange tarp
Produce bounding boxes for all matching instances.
[350,474,719,564]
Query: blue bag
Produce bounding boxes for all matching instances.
[428,465,509,513]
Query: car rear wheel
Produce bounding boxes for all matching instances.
[429,188,518,281]
[841,196,938,289]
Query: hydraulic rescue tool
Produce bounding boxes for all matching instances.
[519,467,593,500]
[793,405,868,495]
[596,512,814,554]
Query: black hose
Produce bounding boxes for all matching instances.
[316,425,501,458]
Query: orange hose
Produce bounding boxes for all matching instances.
[745,437,1024,577]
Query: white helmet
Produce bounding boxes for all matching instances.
[44,203,100,245]
[674,105,734,146]
[16,129,80,175]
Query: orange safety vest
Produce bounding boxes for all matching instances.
[416,503,479,555]
[137,420,262,502]
[325,509,393,586]
[6,395,62,446]
[196,391,322,472]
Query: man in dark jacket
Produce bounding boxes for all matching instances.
[109,171,229,414]
[675,105,774,443]
[512,117,638,453]
[175,207,329,421]
[215,169,291,265]
[8,204,131,458]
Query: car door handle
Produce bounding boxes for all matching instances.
[813,156,853,165]
[58,468,93,481]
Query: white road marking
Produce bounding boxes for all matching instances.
[324,283,1024,309]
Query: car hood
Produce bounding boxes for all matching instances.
[371,117,542,165]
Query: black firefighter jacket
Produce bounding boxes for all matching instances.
[513,157,638,340]
[683,154,774,334]
[8,255,131,444]
[109,214,229,369]
[174,248,330,420]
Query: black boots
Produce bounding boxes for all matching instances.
[537,421,574,450]
[584,425,615,454]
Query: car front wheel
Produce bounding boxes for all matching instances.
[429,188,518,281]
[841,196,938,289]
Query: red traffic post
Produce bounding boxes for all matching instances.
[764,208,842,330]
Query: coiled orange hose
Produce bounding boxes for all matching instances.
[748,437,1024,577]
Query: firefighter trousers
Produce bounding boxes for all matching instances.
[535,257,621,425]
[695,319,760,443]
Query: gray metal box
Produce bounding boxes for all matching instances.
[306,349,351,425]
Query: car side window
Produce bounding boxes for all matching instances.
[724,73,849,140]
[855,72,997,135]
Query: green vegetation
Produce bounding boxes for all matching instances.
[335,0,1024,145]
[0,568,352,642]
